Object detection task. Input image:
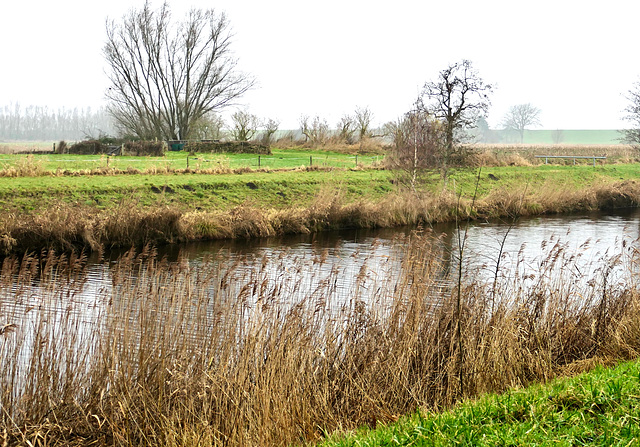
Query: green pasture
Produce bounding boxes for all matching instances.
[0,148,380,172]
[318,359,640,446]
[1,162,639,215]
[0,169,395,212]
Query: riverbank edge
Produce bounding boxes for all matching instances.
[2,175,640,256]
[317,357,640,446]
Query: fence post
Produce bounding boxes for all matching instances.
[310,156,313,166]
[107,156,110,167]
[258,155,261,167]
[187,156,189,169]
[355,155,358,167]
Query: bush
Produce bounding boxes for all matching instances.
[67,140,109,155]
[184,140,271,155]
[122,141,166,156]
[55,141,68,154]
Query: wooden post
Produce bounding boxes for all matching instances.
[187,156,189,169]
[258,155,261,167]
[355,155,358,166]
[310,156,313,166]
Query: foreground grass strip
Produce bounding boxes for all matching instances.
[320,360,640,446]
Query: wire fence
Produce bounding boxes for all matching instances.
[0,154,382,171]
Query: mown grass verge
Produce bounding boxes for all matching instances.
[318,359,640,446]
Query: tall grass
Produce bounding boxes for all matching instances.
[2,230,640,445]
[468,143,637,165]
[2,180,640,256]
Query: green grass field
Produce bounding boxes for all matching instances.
[318,359,640,446]
[0,148,381,172]
[1,161,639,213]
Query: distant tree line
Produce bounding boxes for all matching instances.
[0,103,115,141]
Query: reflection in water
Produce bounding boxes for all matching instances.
[2,209,640,440]
[2,208,640,355]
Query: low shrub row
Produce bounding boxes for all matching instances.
[184,140,272,155]
[64,140,272,156]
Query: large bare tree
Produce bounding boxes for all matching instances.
[501,103,541,143]
[104,1,254,140]
[421,60,492,177]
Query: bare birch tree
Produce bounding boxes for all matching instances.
[385,101,445,191]
[104,1,254,140]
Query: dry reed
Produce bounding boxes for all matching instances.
[1,230,640,445]
[3,180,640,256]
[468,143,638,165]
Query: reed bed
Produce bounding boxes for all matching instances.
[467,144,638,165]
[1,231,640,446]
[2,180,640,257]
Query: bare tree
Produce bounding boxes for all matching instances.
[421,60,493,178]
[621,81,640,149]
[299,115,329,146]
[385,101,445,191]
[501,103,541,143]
[260,118,280,146]
[104,1,254,140]
[336,114,356,144]
[230,110,260,141]
[551,129,565,144]
[188,112,224,140]
[354,106,373,141]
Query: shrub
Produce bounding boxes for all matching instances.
[67,140,109,155]
[122,140,166,156]
[184,140,271,155]
[55,140,68,154]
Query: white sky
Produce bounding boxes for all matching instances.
[1,0,639,130]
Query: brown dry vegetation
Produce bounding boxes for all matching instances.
[2,180,640,257]
[467,144,638,166]
[2,230,640,446]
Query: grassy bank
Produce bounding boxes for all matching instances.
[3,163,640,254]
[3,229,640,446]
[319,359,640,446]
[0,148,381,173]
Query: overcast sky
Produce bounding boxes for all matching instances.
[1,0,638,130]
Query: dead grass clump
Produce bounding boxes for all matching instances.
[469,143,638,164]
[0,154,48,177]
